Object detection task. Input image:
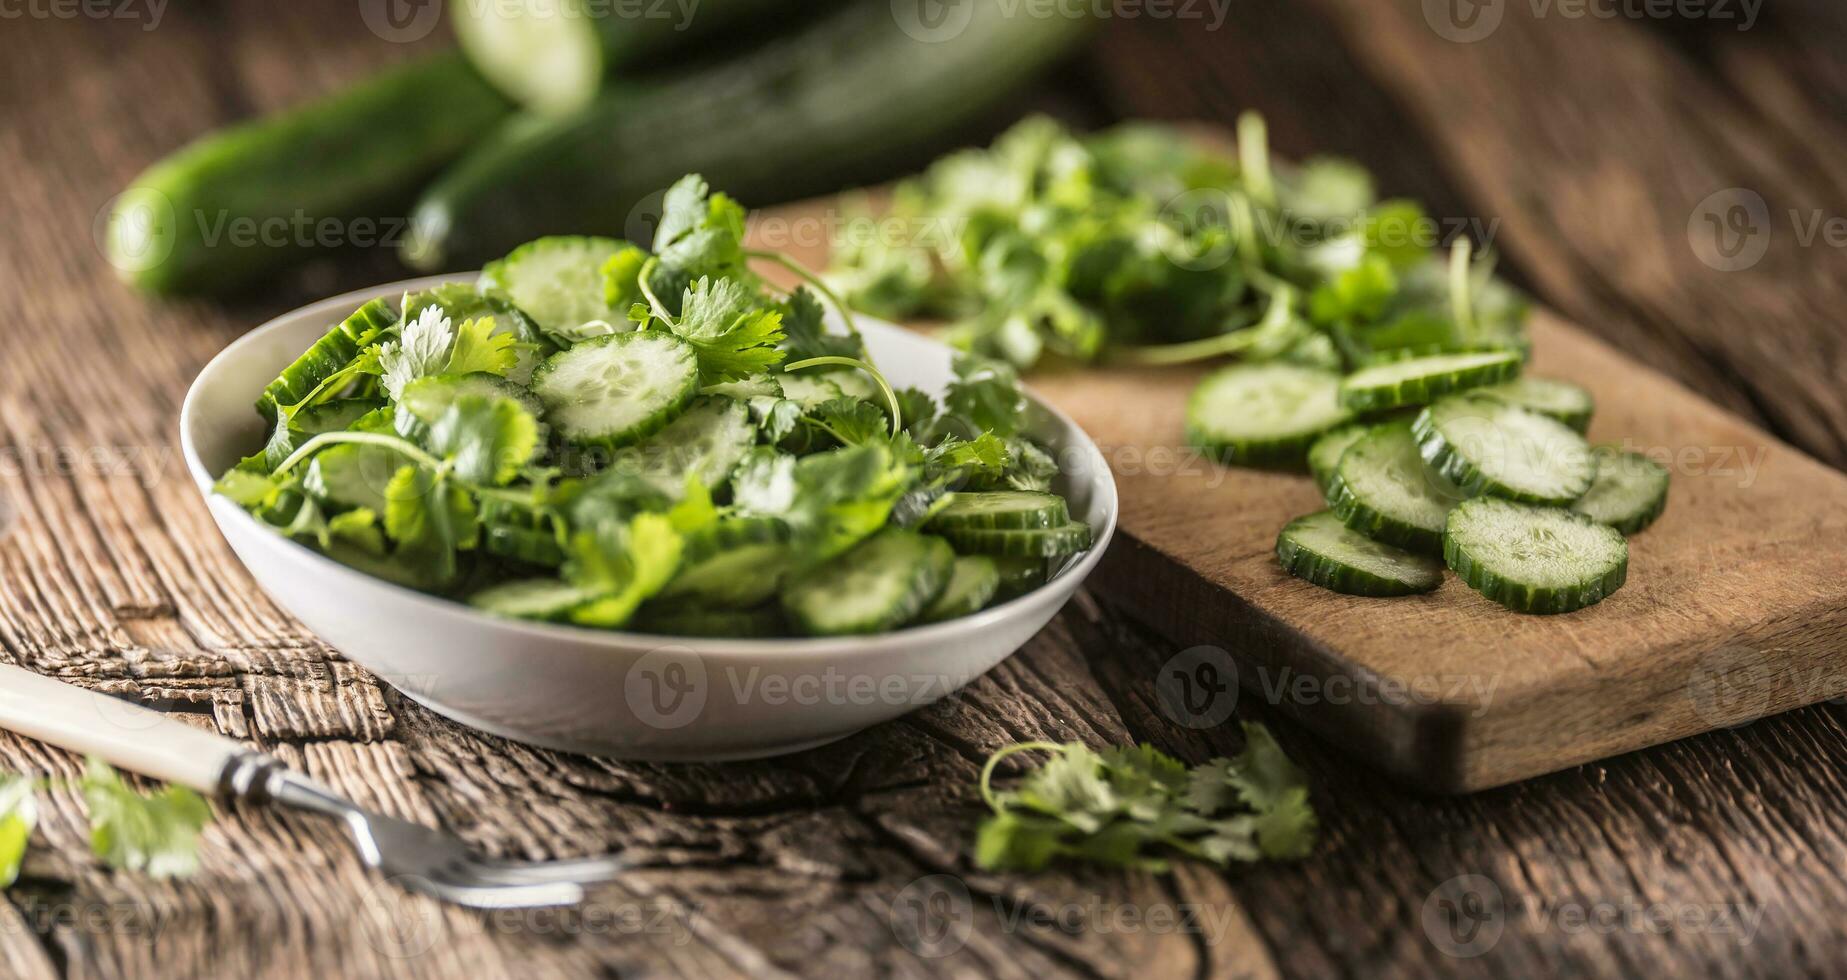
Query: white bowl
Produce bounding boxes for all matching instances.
[180,276,1117,761]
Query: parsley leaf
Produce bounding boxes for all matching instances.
[427,394,541,486]
[973,725,1316,873]
[0,774,36,889]
[443,316,520,378]
[81,758,212,879]
[669,277,787,383]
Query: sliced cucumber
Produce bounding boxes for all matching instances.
[479,235,630,337]
[256,324,363,421]
[611,396,756,499]
[1276,511,1444,597]
[781,529,954,636]
[634,602,789,639]
[1475,376,1594,433]
[395,372,544,444]
[1337,350,1522,413]
[779,372,844,409]
[941,521,1093,559]
[531,331,699,448]
[1413,395,1595,505]
[1187,364,1352,464]
[469,578,597,620]
[482,524,566,568]
[925,491,1069,532]
[1307,425,1370,494]
[1572,449,1670,534]
[992,556,1049,599]
[657,517,791,608]
[1325,423,1466,554]
[916,556,1002,623]
[1444,497,1628,614]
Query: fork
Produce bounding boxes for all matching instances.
[0,664,632,908]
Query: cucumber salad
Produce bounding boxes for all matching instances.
[214,175,1091,637]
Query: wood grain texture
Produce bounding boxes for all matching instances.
[1,3,1846,979]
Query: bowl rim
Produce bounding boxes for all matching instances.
[179,274,1119,658]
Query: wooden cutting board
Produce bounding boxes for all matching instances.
[752,199,1847,795]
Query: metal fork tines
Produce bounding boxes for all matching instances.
[223,753,632,908]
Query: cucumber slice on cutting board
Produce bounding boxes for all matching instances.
[1187,364,1353,464]
[1572,449,1670,534]
[531,331,699,448]
[1413,395,1596,505]
[1338,350,1522,413]
[1325,423,1467,554]
[781,529,955,636]
[1276,511,1445,597]
[1308,425,1370,495]
[1444,497,1628,614]
[1475,376,1594,433]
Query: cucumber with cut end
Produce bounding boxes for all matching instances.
[941,522,1093,559]
[532,331,699,448]
[408,1,1096,269]
[395,373,545,445]
[926,491,1069,532]
[479,236,632,338]
[1337,350,1522,413]
[1572,449,1670,534]
[1475,377,1594,433]
[781,529,955,636]
[1444,497,1628,614]
[1276,511,1445,597]
[657,517,792,608]
[634,602,789,639]
[992,556,1049,599]
[1413,395,1596,505]
[1308,425,1370,494]
[469,578,598,621]
[110,54,511,295]
[611,397,756,500]
[482,524,566,568]
[916,557,1002,624]
[453,0,787,116]
[1187,364,1353,464]
[1325,423,1466,554]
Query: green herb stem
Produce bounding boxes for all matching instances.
[785,355,904,437]
[745,249,863,343]
[977,740,1065,813]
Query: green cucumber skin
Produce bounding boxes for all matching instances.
[942,523,1093,559]
[408,2,1096,269]
[1410,404,1595,506]
[1324,469,1446,555]
[925,492,1070,533]
[1338,355,1521,413]
[111,54,511,295]
[1444,531,1628,614]
[482,525,566,568]
[1275,515,1442,598]
[782,531,955,636]
[1573,451,1671,534]
[530,333,700,449]
[917,557,1002,624]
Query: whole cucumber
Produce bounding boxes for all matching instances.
[406,1,1096,271]
[452,0,795,115]
[107,53,511,295]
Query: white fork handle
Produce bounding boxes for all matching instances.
[0,664,243,794]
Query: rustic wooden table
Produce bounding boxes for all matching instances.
[3,3,1845,978]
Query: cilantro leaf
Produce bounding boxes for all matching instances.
[780,287,864,362]
[378,304,455,400]
[565,512,683,628]
[945,355,1026,437]
[443,316,519,378]
[813,397,889,447]
[81,758,212,879]
[427,394,541,486]
[973,727,1315,873]
[652,174,750,287]
[0,774,36,889]
[670,277,787,383]
[383,465,478,583]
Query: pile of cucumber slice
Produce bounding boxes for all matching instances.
[215,176,1092,638]
[1188,355,1668,614]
